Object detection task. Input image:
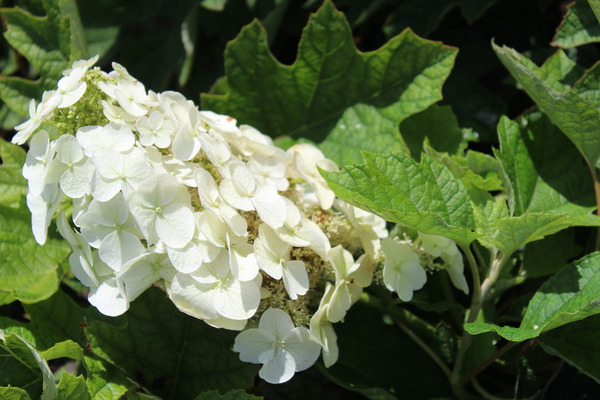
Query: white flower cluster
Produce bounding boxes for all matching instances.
[14,57,469,384]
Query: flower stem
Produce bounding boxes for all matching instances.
[479,250,510,304]
[460,244,481,303]
[451,248,514,398]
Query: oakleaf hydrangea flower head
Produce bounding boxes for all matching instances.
[12,56,469,385]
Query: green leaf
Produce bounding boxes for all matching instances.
[84,27,119,59]
[0,200,70,303]
[82,355,130,400]
[193,390,261,400]
[523,229,582,278]
[552,0,600,48]
[0,387,32,400]
[84,287,257,399]
[0,138,27,208]
[399,104,466,161]
[480,112,600,254]
[496,113,595,217]
[0,0,87,115]
[202,0,457,165]
[322,301,453,399]
[538,50,584,92]
[0,292,16,306]
[573,62,600,107]
[57,374,91,400]
[590,0,600,23]
[0,289,104,350]
[199,0,228,11]
[0,331,57,400]
[0,293,133,399]
[424,146,503,196]
[321,151,479,247]
[481,213,588,256]
[465,252,600,341]
[493,42,600,167]
[538,314,600,383]
[41,340,83,361]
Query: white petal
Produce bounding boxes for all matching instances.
[259,348,296,384]
[282,261,309,300]
[59,163,90,198]
[156,203,194,248]
[228,239,259,282]
[168,273,219,320]
[167,241,207,274]
[258,308,294,338]
[204,316,247,331]
[403,261,427,289]
[89,173,119,202]
[233,328,276,363]
[283,327,321,371]
[220,179,253,211]
[27,184,61,244]
[326,284,351,323]
[297,220,330,260]
[58,81,86,108]
[251,187,286,229]
[172,126,202,161]
[214,278,260,320]
[99,230,145,271]
[88,277,129,316]
[395,276,415,302]
[218,205,248,237]
[254,237,283,280]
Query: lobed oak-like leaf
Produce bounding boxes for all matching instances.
[201,0,458,165]
[552,0,600,48]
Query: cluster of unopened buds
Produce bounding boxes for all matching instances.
[14,56,469,384]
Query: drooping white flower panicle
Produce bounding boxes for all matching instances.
[13,56,463,384]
